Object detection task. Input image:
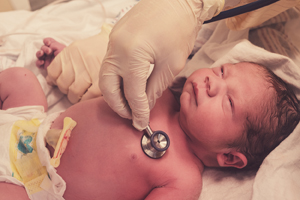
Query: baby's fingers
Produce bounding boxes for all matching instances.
[41,45,53,55]
[36,59,45,68]
[36,50,46,68]
[36,50,45,59]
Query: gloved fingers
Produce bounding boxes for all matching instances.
[123,74,150,131]
[44,32,108,102]
[55,64,75,95]
[80,80,102,102]
[116,59,151,130]
[99,38,152,130]
[99,65,132,120]
[224,0,241,8]
[78,48,102,82]
[146,58,186,110]
[67,71,93,104]
[47,45,81,94]
[46,55,64,86]
[64,38,104,102]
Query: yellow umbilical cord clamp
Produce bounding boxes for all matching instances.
[50,117,77,168]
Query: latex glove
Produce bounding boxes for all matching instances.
[224,0,241,8]
[99,0,224,130]
[47,24,113,103]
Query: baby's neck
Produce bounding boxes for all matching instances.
[148,89,180,129]
[150,89,205,170]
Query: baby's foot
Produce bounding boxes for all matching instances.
[36,38,66,69]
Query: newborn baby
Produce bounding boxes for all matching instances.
[0,38,299,200]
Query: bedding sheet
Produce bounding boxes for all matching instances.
[0,1,299,200]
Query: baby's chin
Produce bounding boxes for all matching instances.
[177,111,189,134]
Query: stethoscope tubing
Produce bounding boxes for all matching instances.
[204,0,280,24]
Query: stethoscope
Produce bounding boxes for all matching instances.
[141,125,170,159]
[204,0,280,24]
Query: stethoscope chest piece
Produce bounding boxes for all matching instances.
[141,125,170,159]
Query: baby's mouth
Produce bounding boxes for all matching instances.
[192,82,198,106]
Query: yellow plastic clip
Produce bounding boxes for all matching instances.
[50,117,77,167]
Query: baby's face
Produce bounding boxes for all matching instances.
[179,62,273,156]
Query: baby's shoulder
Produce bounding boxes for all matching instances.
[168,156,203,183]
[149,158,203,199]
[160,153,203,185]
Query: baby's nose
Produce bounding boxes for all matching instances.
[206,76,225,97]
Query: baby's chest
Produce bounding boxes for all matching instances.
[59,125,162,198]
[62,125,199,199]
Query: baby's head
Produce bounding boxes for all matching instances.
[179,62,300,170]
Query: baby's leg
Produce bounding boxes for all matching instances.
[0,183,29,200]
[0,67,47,111]
[36,38,66,69]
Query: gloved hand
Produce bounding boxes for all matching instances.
[46,23,113,103]
[224,0,241,8]
[99,0,225,130]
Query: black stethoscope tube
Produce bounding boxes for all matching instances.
[204,0,280,24]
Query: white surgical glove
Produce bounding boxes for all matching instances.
[224,0,241,8]
[99,0,224,130]
[47,24,113,103]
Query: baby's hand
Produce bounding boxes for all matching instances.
[35,24,112,104]
[36,38,66,69]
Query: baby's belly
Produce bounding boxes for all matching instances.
[50,98,160,199]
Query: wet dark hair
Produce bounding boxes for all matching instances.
[231,63,300,170]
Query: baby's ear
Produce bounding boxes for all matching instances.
[216,151,247,169]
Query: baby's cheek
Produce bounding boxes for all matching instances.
[179,94,189,112]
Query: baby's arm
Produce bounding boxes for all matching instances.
[0,67,47,111]
[145,172,202,200]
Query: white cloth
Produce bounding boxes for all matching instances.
[252,122,300,200]
[0,105,65,200]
